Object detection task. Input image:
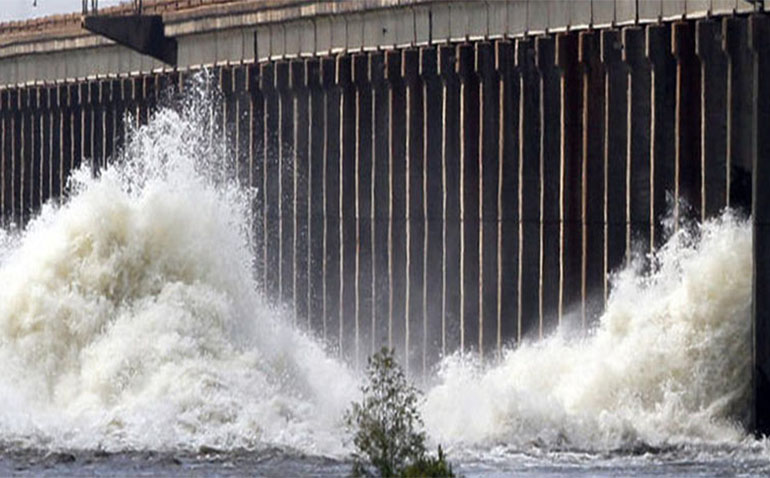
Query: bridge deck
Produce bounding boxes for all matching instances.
[0,0,763,87]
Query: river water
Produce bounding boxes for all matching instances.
[0,79,768,476]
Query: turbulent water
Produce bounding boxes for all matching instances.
[424,212,753,452]
[0,78,767,475]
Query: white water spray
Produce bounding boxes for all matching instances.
[423,213,753,452]
[0,78,758,458]
[0,83,357,454]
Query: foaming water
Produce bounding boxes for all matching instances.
[0,82,357,454]
[0,75,764,471]
[423,213,754,454]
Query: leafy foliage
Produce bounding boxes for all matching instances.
[344,348,455,477]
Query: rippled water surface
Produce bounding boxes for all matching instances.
[3,448,770,477]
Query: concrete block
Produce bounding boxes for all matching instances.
[507,0,528,36]
[126,50,143,74]
[429,3,451,43]
[465,0,489,38]
[315,16,333,54]
[140,54,153,74]
[191,31,217,65]
[363,9,397,48]
[0,62,10,86]
[414,6,431,44]
[547,0,572,31]
[269,26,287,58]
[735,0,757,13]
[53,55,66,82]
[528,0,549,33]
[243,29,256,60]
[63,51,73,80]
[448,1,484,40]
[638,0,662,21]
[329,14,346,52]
[256,26,272,60]
[217,28,244,62]
[593,0,616,27]
[346,13,365,50]
[106,45,120,76]
[17,58,29,84]
[711,0,738,14]
[686,0,711,17]
[662,0,686,19]
[94,48,113,76]
[488,1,509,38]
[570,0,593,28]
[392,7,418,46]
[615,0,638,24]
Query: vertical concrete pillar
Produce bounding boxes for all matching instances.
[247,63,266,290]
[497,40,519,346]
[112,78,127,162]
[725,17,753,212]
[371,51,391,351]
[100,79,113,168]
[537,36,561,332]
[458,43,480,351]
[517,37,541,339]
[261,62,280,301]
[41,87,51,206]
[0,90,8,224]
[421,45,443,367]
[21,88,32,225]
[353,53,373,363]
[9,88,22,226]
[235,65,251,187]
[386,50,407,357]
[125,77,137,133]
[696,19,729,219]
[10,89,20,226]
[49,85,61,202]
[339,55,357,362]
[131,76,143,131]
[141,75,157,126]
[557,32,582,324]
[648,24,676,248]
[220,67,236,178]
[624,26,652,255]
[60,85,72,200]
[91,81,103,174]
[291,59,310,328]
[30,87,41,214]
[277,61,295,307]
[440,44,461,354]
[160,70,180,99]
[404,47,424,373]
[751,12,770,437]
[673,22,702,223]
[322,56,341,350]
[579,31,605,327]
[477,41,499,356]
[306,58,326,334]
[602,29,628,299]
[80,83,92,176]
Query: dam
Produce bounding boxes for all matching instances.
[1,0,770,441]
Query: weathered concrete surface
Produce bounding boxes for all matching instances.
[0,0,763,87]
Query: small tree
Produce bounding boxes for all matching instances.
[344,348,454,477]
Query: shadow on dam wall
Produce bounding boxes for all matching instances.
[0,14,763,381]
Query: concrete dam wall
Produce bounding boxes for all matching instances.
[3,5,770,432]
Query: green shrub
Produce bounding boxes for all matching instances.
[344,348,455,478]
